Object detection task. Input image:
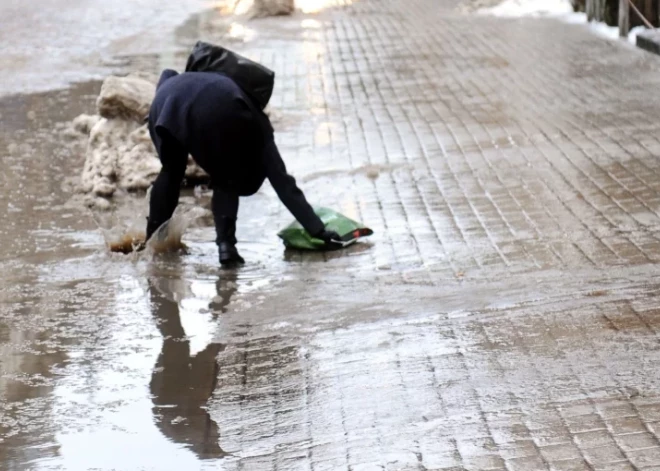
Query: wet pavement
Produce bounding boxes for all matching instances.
[5,0,660,469]
[0,0,209,96]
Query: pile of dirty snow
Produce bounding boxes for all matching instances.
[231,0,295,17]
[251,0,294,17]
[72,75,207,209]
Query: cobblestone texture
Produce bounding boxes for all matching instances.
[200,0,660,469]
[6,0,660,468]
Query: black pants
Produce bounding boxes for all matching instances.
[147,130,241,244]
[148,128,324,243]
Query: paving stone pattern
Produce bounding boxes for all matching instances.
[202,1,660,469]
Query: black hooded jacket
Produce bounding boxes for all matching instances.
[148,69,324,235]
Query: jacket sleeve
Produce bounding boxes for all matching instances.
[263,141,324,236]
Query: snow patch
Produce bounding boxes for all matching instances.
[583,16,645,43]
[73,75,208,209]
[478,0,648,44]
[97,75,155,122]
[479,0,572,17]
[251,0,295,17]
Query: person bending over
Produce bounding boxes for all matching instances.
[145,69,339,265]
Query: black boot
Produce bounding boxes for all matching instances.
[219,242,245,266]
[215,217,245,266]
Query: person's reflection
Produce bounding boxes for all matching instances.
[147,271,238,459]
[209,270,239,314]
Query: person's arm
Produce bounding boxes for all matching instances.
[263,140,325,236]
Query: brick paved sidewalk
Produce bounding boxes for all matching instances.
[202,1,660,469]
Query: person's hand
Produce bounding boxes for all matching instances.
[314,229,343,250]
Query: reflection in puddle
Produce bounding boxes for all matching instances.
[20,268,242,470]
[0,319,68,467]
[148,272,236,459]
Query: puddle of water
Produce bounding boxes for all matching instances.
[34,273,232,470]
[0,3,382,469]
[94,194,209,255]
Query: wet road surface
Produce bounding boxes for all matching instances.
[0,0,209,96]
[5,0,660,469]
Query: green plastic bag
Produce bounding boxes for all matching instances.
[278,207,373,250]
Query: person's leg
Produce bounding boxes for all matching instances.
[212,188,244,266]
[146,130,188,240]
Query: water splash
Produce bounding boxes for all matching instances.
[146,206,208,254]
[92,195,208,254]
